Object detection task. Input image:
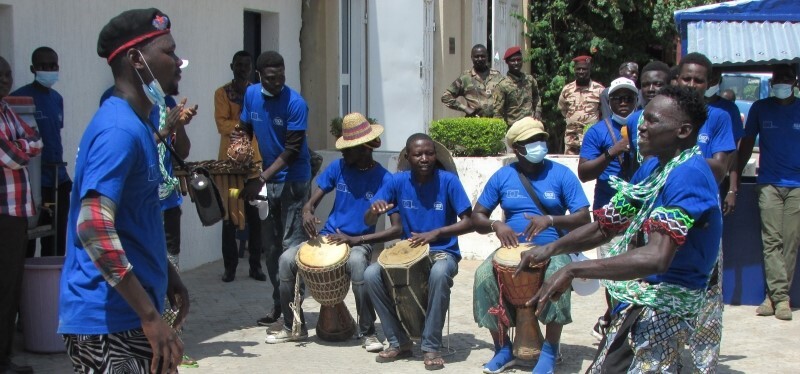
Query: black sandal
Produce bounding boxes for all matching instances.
[375,345,413,363]
[423,352,445,371]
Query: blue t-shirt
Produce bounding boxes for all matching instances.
[10,84,70,187]
[240,84,311,183]
[317,159,392,236]
[630,155,722,290]
[476,161,590,246]
[580,118,630,209]
[744,97,800,187]
[708,97,744,142]
[627,106,736,159]
[372,169,472,259]
[58,97,168,335]
[100,89,181,210]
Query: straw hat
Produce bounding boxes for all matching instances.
[335,112,385,150]
[397,139,459,176]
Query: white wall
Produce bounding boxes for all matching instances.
[0,0,302,271]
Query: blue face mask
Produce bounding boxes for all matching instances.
[773,84,794,100]
[523,141,548,164]
[35,71,59,88]
[133,50,166,107]
[611,112,630,126]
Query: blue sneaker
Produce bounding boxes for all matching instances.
[483,343,516,373]
[532,342,558,374]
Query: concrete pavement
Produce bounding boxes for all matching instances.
[14,258,799,373]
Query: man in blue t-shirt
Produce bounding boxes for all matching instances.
[521,86,722,372]
[58,9,189,371]
[11,47,71,257]
[707,67,744,216]
[270,113,395,349]
[738,64,800,322]
[234,51,311,326]
[579,77,638,342]
[364,134,472,370]
[473,117,590,374]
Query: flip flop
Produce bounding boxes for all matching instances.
[423,352,445,371]
[179,355,199,368]
[375,345,413,363]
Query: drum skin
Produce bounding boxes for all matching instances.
[377,241,431,339]
[296,238,356,341]
[493,244,548,361]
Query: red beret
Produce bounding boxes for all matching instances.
[503,46,522,61]
[572,55,592,63]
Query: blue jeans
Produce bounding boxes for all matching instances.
[278,243,376,336]
[365,251,458,352]
[261,181,309,310]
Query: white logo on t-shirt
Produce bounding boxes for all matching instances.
[434,202,444,210]
[336,183,349,193]
[402,200,416,209]
[544,191,556,200]
[506,190,525,199]
[793,123,800,130]
[698,134,709,144]
[250,112,262,121]
[763,121,777,129]
[365,191,374,199]
[273,117,285,127]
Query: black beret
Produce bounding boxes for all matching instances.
[97,8,171,63]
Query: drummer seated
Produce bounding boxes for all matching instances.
[363,133,473,370]
[472,118,590,374]
[268,113,400,349]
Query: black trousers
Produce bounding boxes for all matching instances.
[221,203,262,272]
[27,180,72,257]
[0,215,28,365]
[163,206,182,256]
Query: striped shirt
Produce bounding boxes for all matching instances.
[0,99,43,217]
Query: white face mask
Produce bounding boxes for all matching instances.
[611,112,631,125]
[522,141,548,164]
[35,71,59,88]
[773,84,794,100]
[705,84,719,98]
[133,50,166,107]
[257,71,274,97]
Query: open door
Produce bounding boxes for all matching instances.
[339,0,367,116]
[491,0,523,75]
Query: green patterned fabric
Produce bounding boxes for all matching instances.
[602,146,707,318]
[156,104,179,200]
[473,251,572,332]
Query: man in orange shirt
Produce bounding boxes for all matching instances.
[214,50,264,283]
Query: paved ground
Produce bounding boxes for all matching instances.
[13,258,800,373]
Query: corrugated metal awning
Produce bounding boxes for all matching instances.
[686,20,800,66]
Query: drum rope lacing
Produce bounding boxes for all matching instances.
[290,272,303,338]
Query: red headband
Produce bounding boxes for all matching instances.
[106,29,170,64]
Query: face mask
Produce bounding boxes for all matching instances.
[773,84,794,99]
[133,50,166,106]
[257,72,274,97]
[522,141,548,164]
[704,84,719,98]
[611,113,630,125]
[35,71,59,88]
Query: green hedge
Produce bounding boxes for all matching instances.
[429,117,507,157]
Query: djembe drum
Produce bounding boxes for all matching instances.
[295,238,356,342]
[377,241,431,339]
[493,245,549,361]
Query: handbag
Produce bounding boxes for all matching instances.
[514,164,567,238]
[142,115,225,226]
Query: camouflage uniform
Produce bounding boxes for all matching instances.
[558,80,604,155]
[441,68,504,117]
[492,73,542,126]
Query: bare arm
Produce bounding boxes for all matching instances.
[736,136,756,177]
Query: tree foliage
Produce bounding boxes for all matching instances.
[516,0,720,151]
